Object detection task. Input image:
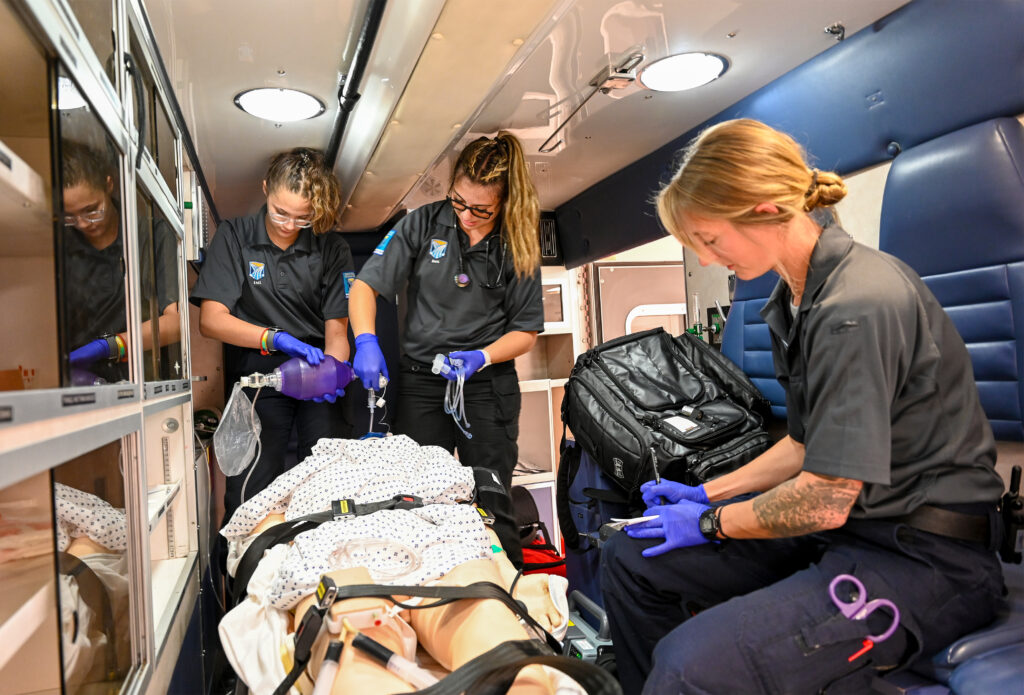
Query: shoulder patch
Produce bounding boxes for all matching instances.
[343,271,355,298]
[373,230,397,255]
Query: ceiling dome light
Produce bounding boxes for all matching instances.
[233,88,326,122]
[639,52,728,92]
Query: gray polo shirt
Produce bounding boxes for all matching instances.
[761,221,1003,517]
[190,205,354,343]
[356,200,544,364]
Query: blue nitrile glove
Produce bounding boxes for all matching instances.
[443,350,487,382]
[641,480,709,507]
[313,387,346,404]
[69,338,112,366]
[626,499,711,557]
[273,331,324,365]
[353,334,389,390]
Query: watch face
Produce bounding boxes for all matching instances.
[699,508,718,538]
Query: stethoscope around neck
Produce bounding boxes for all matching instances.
[453,231,507,289]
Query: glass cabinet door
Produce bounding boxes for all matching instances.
[51,440,136,693]
[57,66,133,387]
[135,193,184,383]
[0,3,59,392]
[64,0,118,87]
[128,30,178,202]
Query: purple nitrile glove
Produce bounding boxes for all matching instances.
[273,331,324,365]
[626,499,712,557]
[442,350,487,381]
[641,480,709,507]
[69,338,112,366]
[312,387,346,404]
[353,333,389,390]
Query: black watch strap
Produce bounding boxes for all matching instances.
[699,507,720,542]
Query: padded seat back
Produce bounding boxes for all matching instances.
[879,117,1024,441]
[721,272,786,419]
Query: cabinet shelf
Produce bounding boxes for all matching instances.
[512,471,554,486]
[0,138,50,257]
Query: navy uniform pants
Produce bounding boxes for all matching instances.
[395,358,524,568]
[601,518,1003,695]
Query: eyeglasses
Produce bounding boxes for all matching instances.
[268,211,313,228]
[447,194,497,220]
[64,206,107,226]
[454,234,506,289]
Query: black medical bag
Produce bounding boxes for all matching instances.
[557,328,771,550]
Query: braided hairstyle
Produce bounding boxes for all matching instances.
[450,131,540,277]
[656,119,847,248]
[264,147,341,235]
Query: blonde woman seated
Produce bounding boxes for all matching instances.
[218,435,576,695]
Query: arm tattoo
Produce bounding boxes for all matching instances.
[752,474,862,536]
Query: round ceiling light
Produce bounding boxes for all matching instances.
[233,88,326,122]
[639,52,728,92]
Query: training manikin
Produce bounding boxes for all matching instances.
[219,435,574,695]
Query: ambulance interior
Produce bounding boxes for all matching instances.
[1,0,1023,693]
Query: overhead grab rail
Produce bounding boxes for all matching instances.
[325,0,388,167]
[538,51,644,154]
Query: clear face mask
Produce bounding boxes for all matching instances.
[213,382,262,477]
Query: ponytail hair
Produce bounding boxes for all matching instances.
[451,131,540,277]
[264,148,341,235]
[656,119,847,247]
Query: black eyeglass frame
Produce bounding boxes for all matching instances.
[447,194,498,220]
[454,234,507,290]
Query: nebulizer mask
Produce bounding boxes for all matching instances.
[213,382,263,480]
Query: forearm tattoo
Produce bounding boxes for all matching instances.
[752,474,861,536]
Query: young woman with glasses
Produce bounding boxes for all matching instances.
[191,147,355,524]
[349,131,544,568]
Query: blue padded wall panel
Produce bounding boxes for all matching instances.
[556,0,1024,269]
[880,121,1024,441]
[880,119,1024,277]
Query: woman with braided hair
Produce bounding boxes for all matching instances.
[191,147,355,523]
[349,132,544,568]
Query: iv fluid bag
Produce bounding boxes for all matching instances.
[276,355,354,400]
[214,383,262,476]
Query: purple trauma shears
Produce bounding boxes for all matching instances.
[828,573,901,662]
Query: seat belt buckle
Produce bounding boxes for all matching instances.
[332,499,357,520]
[476,506,496,526]
[316,575,339,612]
[391,494,423,510]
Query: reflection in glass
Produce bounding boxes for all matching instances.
[58,71,131,386]
[52,441,132,693]
[136,195,183,382]
[65,0,117,85]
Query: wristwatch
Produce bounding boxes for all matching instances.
[698,506,722,542]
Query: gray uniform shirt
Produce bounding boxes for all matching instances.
[356,200,544,364]
[190,206,354,343]
[761,221,1003,517]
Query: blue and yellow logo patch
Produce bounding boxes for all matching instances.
[373,230,396,255]
[249,261,265,281]
[429,239,448,259]
[343,271,355,298]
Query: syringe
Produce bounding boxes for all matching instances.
[367,374,388,433]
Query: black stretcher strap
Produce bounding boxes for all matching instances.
[412,639,622,695]
[230,495,427,607]
[331,582,563,654]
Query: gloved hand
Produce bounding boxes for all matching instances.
[353,333,389,389]
[443,350,487,381]
[69,338,112,366]
[313,387,346,404]
[273,331,324,365]
[626,499,711,557]
[641,480,708,507]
